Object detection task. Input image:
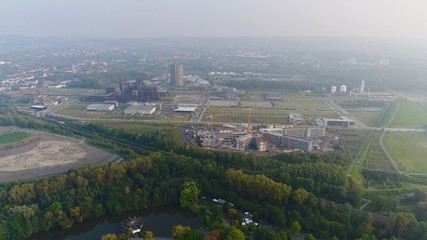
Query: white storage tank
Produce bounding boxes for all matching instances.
[340,85,347,93]
[331,86,337,94]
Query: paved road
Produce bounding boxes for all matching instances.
[323,97,367,129]
[191,91,210,123]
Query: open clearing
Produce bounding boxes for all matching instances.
[173,94,202,104]
[0,127,121,182]
[272,97,331,110]
[348,111,382,127]
[391,100,427,128]
[384,132,427,174]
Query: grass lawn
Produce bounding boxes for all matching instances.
[384,132,427,173]
[349,111,382,127]
[391,100,427,128]
[0,132,31,145]
[55,104,87,116]
[273,97,331,110]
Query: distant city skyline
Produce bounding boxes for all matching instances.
[1,0,427,39]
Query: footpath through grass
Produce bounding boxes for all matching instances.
[0,131,31,145]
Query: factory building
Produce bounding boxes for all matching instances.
[321,117,355,127]
[211,86,238,100]
[86,104,115,112]
[124,105,156,115]
[174,104,198,112]
[106,75,159,102]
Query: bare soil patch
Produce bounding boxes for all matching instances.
[0,127,121,182]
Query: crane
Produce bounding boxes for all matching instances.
[205,115,213,134]
[245,108,252,135]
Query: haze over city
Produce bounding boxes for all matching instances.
[1,0,427,39]
[2,1,427,240]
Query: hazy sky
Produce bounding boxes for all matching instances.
[1,0,427,39]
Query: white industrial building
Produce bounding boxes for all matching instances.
[124,105,157,115]
[331,86,337,94]
[320,117,355,127]
[174,104,197,112]
[86,104,115,112]
[340,85,347,93]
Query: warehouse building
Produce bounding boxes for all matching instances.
[86,104,115,112]
[322,117,355,127]
[174,104,198,112]
[124,105,157,115]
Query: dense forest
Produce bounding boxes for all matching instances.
[1,106,427,239]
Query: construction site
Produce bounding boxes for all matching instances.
[192,110,332,153]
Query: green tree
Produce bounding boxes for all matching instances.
[293,188,310,205]
[292,221,302,236]
[226,226,245,240]
[172,225,191,239]
[357,234,377,240]
[274,230,289,240]
[101,233,118,240]
[179,181,200,207]
[143,231,154,240]
[304,233,315,240]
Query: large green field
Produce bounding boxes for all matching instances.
[272,97,331,110]
[391,100,427,128]
[384,132,427,173]
[349,111,382,127]
[0,132,31,145]
[55,104,87,116]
